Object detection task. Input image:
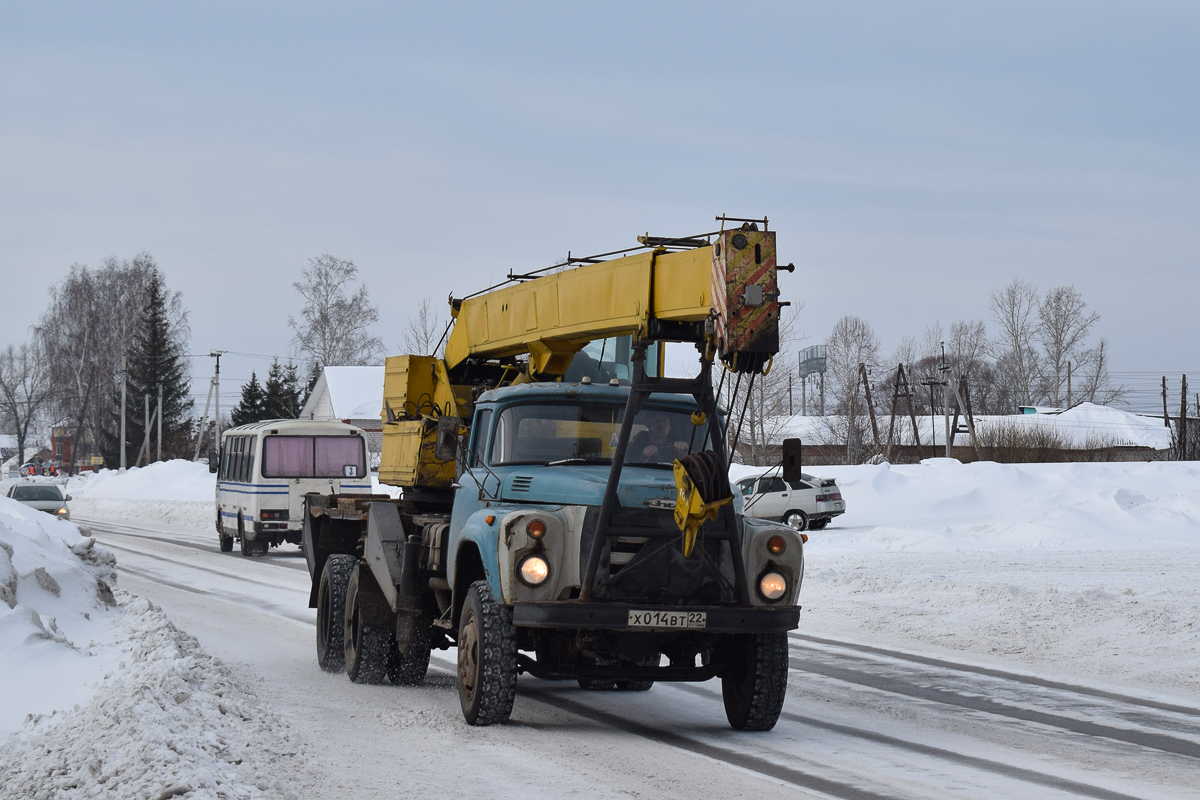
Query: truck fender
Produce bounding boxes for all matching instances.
[452,541,485,628]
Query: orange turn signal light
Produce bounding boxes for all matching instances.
[527,519,547,539]
[801,533,808,544]
[767,535,787,555]
[485,515,495,525]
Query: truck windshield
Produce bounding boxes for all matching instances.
[489,403,709,466]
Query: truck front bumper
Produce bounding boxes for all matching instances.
[512,602,800,633]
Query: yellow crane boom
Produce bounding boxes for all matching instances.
[379,221,787,489]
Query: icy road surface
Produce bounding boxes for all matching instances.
[77,515,1200,800]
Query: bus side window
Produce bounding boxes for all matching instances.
[234,437,246,482]
[239,437,251,482]
[471,409,493,468]
[245,437,258,482]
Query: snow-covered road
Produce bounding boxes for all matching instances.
[78,514,1200,800]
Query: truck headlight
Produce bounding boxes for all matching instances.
[519,555,550,586]
[758,571,787,601]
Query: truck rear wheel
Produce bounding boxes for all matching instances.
[389,613,432,686]
[457,580,517,726]
[344,563,392,685]
[316,554,356,672]
[721,632,789,731]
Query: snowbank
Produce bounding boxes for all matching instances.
[67,461,215,531]
[0,495,311,798]
[0,592,311,800]
[783,458,1200,552]
[0,497,120,737]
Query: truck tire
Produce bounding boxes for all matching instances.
[344,563,392,685]
[457,580,517,725]
[389,613,433,686]
[316,554,356,673]
[578,656,617,690]
[721,632,789,731]
[615,654,659,692]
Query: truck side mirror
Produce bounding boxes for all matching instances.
[435,415,460,462]
[208,451,219,473]
[782,438,802,483]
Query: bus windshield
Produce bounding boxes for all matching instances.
[262,435,367,478]
[488,403,709,466]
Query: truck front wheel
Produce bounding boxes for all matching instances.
[316,554,356,672]
[721,632,789,731]
[344,563,393,685]
[457,580,517,726]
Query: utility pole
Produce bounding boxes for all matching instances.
[819,371,825,416]
[1181,374,1189,460]
[193,373,216,461]
[788,374,793,416]
[211,351,224,452]
[119,356,127,470]
[801,375,807,417]
[156,384,163,462]
[1067,361,1072,407]
[144,394,151,466]
[859,363,880,451]
[1163,376,1170,428]
[941,342,951,458]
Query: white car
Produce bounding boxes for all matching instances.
[6,483,72,520]
[735,472,844,531]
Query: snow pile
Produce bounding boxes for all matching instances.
[0,497,120,737]
[0,496,311,798]
[0,592,311,800]
[788,458,1200,552]
[994,402,1173,449]
[67,461,215,530]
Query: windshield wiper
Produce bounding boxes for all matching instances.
[623,461,675,470]
[545,457,611,466]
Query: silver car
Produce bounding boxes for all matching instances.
[736,472,844,531]
[6,483,71,520]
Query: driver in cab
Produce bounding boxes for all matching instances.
[630,412,689,463]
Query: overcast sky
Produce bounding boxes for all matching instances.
[2,2,1197,412]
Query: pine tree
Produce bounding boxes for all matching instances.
[231,371,265,426]
[262,359,303,420]
[121,264,192,464]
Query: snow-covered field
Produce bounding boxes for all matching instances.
[756,459,1200,699]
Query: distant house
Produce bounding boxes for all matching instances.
[299,366,386,458]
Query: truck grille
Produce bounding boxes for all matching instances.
[581,506,734,605]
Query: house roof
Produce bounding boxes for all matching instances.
[299,366,385,421]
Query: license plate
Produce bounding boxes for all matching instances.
[627,610,707,629]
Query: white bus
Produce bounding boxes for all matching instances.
[211,419,373,556]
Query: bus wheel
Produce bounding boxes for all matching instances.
[218,512,234,552]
